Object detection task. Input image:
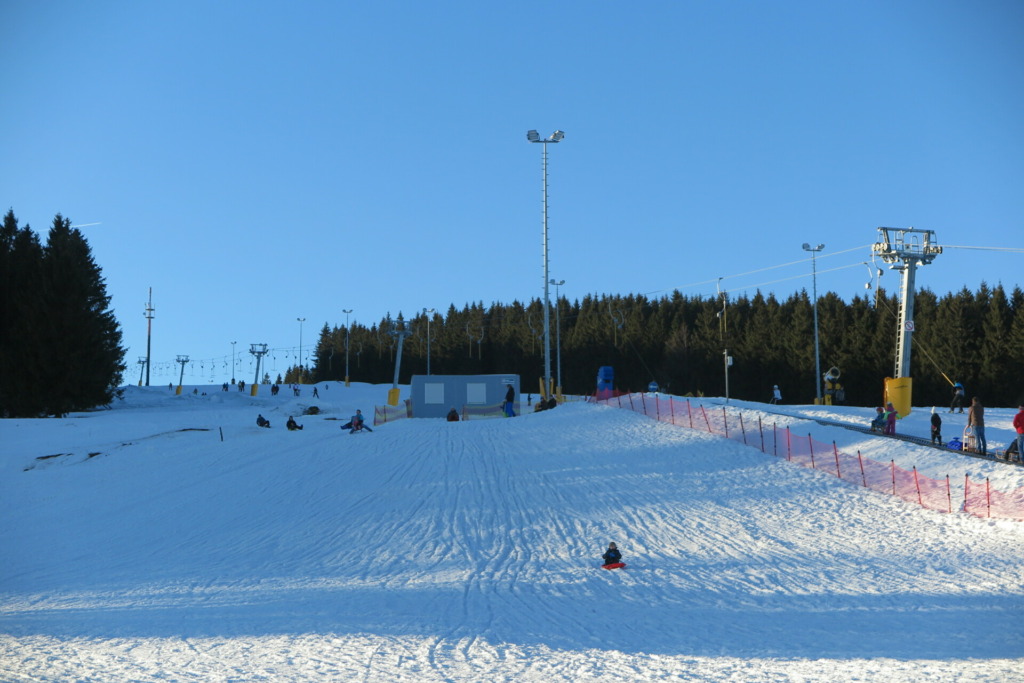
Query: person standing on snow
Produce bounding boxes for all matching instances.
[770,385,782,404]
[930,408,942,445]
[884,403,897,435]
[967,397,986,455]
[503,385,516,417]
[602,542,622,566]
[1012,405,1024,463]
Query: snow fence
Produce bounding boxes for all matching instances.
[594,393,1024,522]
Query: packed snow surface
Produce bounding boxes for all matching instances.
[2,383,1023,682]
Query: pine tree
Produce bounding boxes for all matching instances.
[39,215,126,416]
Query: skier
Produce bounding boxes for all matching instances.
[602,542,622,566]
[770,385,782,404]
[950,382,965,413]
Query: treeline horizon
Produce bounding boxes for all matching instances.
[302,283,1024,408]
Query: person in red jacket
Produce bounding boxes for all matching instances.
[1013,405,1024,463]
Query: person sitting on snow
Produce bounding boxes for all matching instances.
[286,416,303,431]
[256,414,270,428]
[602,542,622,566]
[342,409,372,433]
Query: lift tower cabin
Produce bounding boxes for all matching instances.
[871,227,942,418]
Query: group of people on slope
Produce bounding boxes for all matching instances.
[870,403,899,435]
[255,409,370,433]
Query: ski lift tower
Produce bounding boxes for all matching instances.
[871,227,942,416]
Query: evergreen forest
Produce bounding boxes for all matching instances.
[304,285,1024,408]
[0,209,126,417]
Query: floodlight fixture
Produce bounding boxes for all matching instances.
[526,130,540,142]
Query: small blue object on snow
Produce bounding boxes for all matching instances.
[947,438,962,450]
[648,381,659,393]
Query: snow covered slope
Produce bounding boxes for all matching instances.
[2,383,1022,682]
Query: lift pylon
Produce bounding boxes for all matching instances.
[871,227,942,417]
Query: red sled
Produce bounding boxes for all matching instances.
[602,562,626,570]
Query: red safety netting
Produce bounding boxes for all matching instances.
[373,400,412,426]
[593,393,1024,522]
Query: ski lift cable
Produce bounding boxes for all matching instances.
[940,245,1024,253]
[719,261,870,296]
[645,244,873,297]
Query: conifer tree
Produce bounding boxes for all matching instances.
[38,215,126,416]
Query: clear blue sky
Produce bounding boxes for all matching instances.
[3,1,1021,384]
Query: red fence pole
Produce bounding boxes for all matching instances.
[722,407,729,438]
[739,413,747,445]
[964,474,969,514]
[858,451,866,487]
[832,441,841,479]
[946,474,952,513]
[808,434,816,469]
[786,427,792,461]
[700,405,712,433]
[687,399,694,429]
[891,460,896,496]
[759,417,765,453]
[628,394,635,411]
[913,466,923,507]
[670,397,675,426]
[987,478,992,518]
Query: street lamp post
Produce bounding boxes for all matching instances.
[549,279,565,395]
[343,309,353,386]
[527,129,564,398]
[230,341,237,384]
[423,308,436,375]
[296,317,306,383]
[802,243,825,403]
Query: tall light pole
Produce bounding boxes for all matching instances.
[296,317,306,383]
[230,341,237,384]
[549,279,565,395]
[802,243,825,404]
[143,288,154,386]
[527,129,564,398]
[423,308,436,375]
[343,309,353,386]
